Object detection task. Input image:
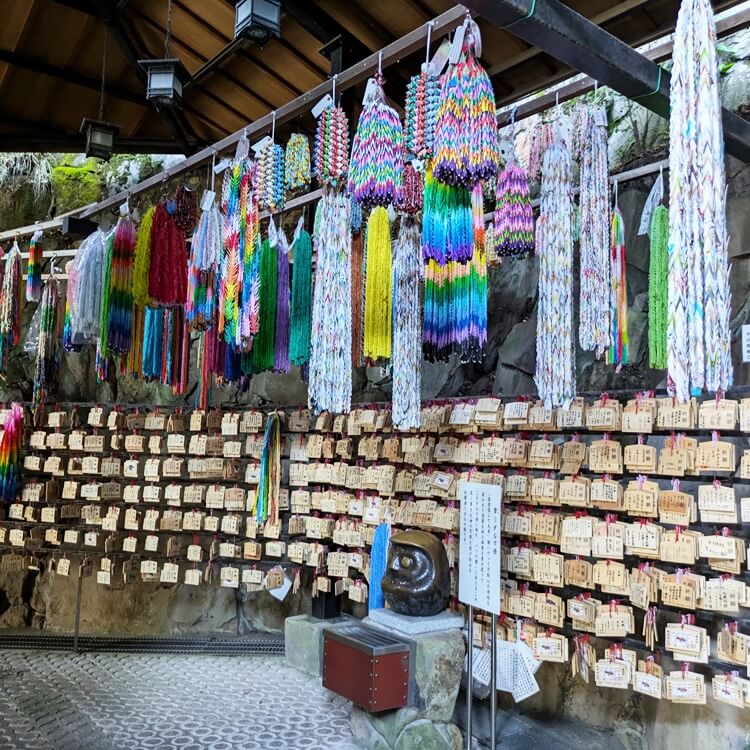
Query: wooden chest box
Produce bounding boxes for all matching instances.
[323,624,411,712]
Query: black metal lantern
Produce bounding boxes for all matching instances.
[233,0,281,44]
[80,118,119,161]
[139,58,189,108]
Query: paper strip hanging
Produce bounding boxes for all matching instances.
[348,75,404,207]
[391,215,422,430]
[308,188,352,414]
[363,206,393,362]
[668,0,732,400]
[578,105,611,357]
[535,139,575,409]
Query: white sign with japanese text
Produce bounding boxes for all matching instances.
[458,481,502,615]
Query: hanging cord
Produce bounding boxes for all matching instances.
[99,25,108,120]
[503,0,536,28]
[164,0,173,57]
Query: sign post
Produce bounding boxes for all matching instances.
[458,481,502,749]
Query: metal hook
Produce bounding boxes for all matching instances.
[378,50,382,75]
[332,73,337,103]
[210,149,217,191]
[271,111,276,143]
[425,20,433,64]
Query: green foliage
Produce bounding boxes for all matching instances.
[50,162,102,214]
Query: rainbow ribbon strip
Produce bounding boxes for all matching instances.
[314,106,349,187]
[219,158,251,345]
[106,215,136,355]
[607,207,629,367]
[493,162,534,257]
[0,403,23,503]
[25,232,43,303]
[348,76,404,207]
[432,29,499,187]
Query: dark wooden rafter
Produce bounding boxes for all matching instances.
[462,0,750,163]
[46,0,105,17]
[282,0,373,62]
[0,134,182,153]
[495,1,750,124]
[0,0,40,95]
[273,35,329,79]
[0,48,144,105]
[99,0,195,153]
[281,0,408,110]
[129,6,279,112]
[38,12,99,125]
[173,0,304,97]
[488,0,738,84]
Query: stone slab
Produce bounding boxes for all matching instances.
[284,614,350,678]
[366,608,464,636]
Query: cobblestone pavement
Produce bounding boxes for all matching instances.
[0,651,358,750]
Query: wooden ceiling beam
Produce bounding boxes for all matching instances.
[130,6,279,112]
[487,0,651,78]
[46,0,105,18]
[0,133,183,153]
[76,4,467,219]
[467,0,750,163]
[0,48,145,105]
[170,1,304,98]
[0,0,40,95]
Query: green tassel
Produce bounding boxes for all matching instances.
[289,230,313,366]
[98,230,115,358]
[648,204,669,369]
[252,239,277,372]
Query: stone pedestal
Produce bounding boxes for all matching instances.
[350,610,465,750]
[284,614,349,678]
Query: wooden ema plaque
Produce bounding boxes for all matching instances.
[323,625,410,712]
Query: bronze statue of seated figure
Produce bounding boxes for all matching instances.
[380,530,450,617]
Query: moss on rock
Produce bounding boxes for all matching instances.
[50,160,102,214]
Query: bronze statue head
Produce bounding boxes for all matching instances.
[380,530,450,617]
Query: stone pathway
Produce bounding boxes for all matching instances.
[0,651,358,750]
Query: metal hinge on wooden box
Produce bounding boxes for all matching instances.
[323,624,411,712]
